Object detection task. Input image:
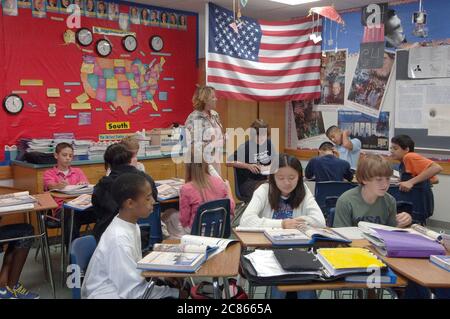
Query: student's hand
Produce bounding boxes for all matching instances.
[282,218,305,229]
[396,212,412,228]
[77,181,88,185]
[53,180,68,189]
[246,163,261,174]
[399,180,414,192]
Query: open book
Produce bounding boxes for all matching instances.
[52,184,94,195]
[137,235,237,273]
[64,194,92,211]
[264,225,351,246]
[156,178,184,200]
[0,191,37,208]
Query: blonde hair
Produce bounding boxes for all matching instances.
[356,154,393,184]
[192,85,216,111]
[184,147,212,200]
[121,135,140,154]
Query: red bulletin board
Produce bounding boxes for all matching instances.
[0,4,198,161]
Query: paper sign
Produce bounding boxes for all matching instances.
[20,79,43,86]
[106,121,130,131]
[81,63,95,74]
[71,103,92,110]
[114,59,125,67]
[76,93,90,103]
[46,88,61,98]
[106,79,118,89]
[129,80,138,89]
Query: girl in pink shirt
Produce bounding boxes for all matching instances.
[162,156,235,238]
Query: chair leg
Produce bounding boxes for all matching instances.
[212,278,221,299]
[141,279,155,299]
[34,244,41,261]
[222,277,230,299]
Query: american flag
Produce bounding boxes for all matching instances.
[206,3,322,101]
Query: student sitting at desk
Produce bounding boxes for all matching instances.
[390,135,443,192]
[43,142,95,245]
[326,125,361,171]
[92,143,157,242]
[227,119,276,202]
[305,141,354,182]
[239,153,325,229]
[162,148,235,238]
[120,135,145,173]
[82,173,189,299]
[0,222,39,299]
[333,154,412,228]
[240,153,324,299]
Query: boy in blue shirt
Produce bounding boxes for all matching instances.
[326,125,362,171]
[305,142,354,182]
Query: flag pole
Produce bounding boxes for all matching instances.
[205,2,210,86]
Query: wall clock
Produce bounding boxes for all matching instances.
[150,35,164,52]
[95,39,112,57]
[3,94,24,115]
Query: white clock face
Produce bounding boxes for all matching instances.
[4,95,24,114]
[77,28,93,46]
[151,36,163,52]
[96,39,112,57]
[123,35,137,52]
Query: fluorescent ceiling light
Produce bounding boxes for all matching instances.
[270,0,321,5]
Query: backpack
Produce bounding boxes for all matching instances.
[190,278,248,299]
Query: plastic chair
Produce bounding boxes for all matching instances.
[233,168,248,203]
[69,235,96,299]
[314,181,357,215]
[191,199,231,238]
[137,203,163,252]
[324,196,339,227]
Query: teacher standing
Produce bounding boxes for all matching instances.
[184,86,224,177]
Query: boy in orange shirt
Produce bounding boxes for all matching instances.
[390,135,442,192]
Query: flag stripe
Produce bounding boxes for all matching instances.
[208,60,321,77]
[210,83,320,96]
[208,53,321,71]
[215,90,320,102]
[208,75,321,90]
[259,44,321,58]
[261,29,318,37]
[260,34,316,45]
[260,22,320,32]
[259,52,322,64]
[259,40,317,51]
[259,17,316,26]
[207,67,320,83]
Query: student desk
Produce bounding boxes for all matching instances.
[0,193,58,298]
[351,239,450,289]
[141,242,242,299]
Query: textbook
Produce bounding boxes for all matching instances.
[264,225,351,246]
[137,235,238,273]
[345,267,397,284]
[52,184,94,195]
[317,247,387,277]
[64,194,92,211]
[358,221,443,242]
[0,191,37,208]
[430,255,450,272]
[155,178,184,200]
[0,203,35,213]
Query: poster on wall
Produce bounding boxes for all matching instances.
[318,50,347,110]
[292,100,325,140]
[347,51,395,117]
[338,110,390,151]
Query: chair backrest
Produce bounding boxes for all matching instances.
[324,196,339,227]
[387,181,433,224]
[70,235,96,299]
[191,199,231,238]
[233,168,247,203]
[314,181,357,215]
[137,203,163,251]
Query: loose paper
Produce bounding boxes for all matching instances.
[46,88,61,98]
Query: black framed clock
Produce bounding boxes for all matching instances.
[122,35,137,52]
[95,39,112,57]
[3,94,24,115]
[76,28,93,47]
[149,35,164,52]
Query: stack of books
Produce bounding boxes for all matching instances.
[137,235,237,273]
[358,222,446,258]
[26,139,54,153]
[0,191,37,213]
[73,140,93,158]
[155,178,184,200]
[88,142,111,160]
